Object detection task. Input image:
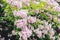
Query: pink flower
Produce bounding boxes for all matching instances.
[45,0,59,6]
[42,30,48,34]
[49,29,55,36]
[52,2,59,6]
[45,5,50,10]
[15,19,27,28]
[57,18,60,23]
[13,1,22,8]
[6,0,13,4]
[13,10,18,17]
[37,31,42,38]
[22,35,27,40]
[46,0,53,5]
[28,16,36,23]
[38,25,44,30]
[44,24,52,31]
[44,26,50,31]
[48,24,52,29]
[13,10,28,18]
[40,0,47,2]
[18,10,28,18]
[21,27,32,40]
[7,0,22,8]
[34,29,42,38]
[54,6,60,12]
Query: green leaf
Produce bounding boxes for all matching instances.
[40,13,49,20]
[31,23,38,29]
[44,34,50,40]
[37,2,46,9]
[16,28,22,31]
[30,2,37,10]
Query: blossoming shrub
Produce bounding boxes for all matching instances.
[0,0,60,40]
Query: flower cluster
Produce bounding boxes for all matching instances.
[6,0,60,40]
[6,0,30,8]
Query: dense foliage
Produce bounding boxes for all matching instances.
[0,0,60,40]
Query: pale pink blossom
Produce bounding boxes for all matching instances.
[13,10,18,17]
[42,30,48,34]
[13,1,22,8]
[44,24,52,31]
[21,27,32,40]
[48,24,52,29]
[6,0,13,4]
[34,29,42,38]
[13,10,28,18]
[49,15,53,20]
[28,16,36,23]
[52,2,59,6]
[44,26,50,31]
[49,0,59,6]
[7,0,22,8]
[49,29,55,36]
[38,25,44,30]
[46,0,53,5]
[15,19,27,28]
[44,0,59,6]
[57,18,60,23]
[42,24,52,35]
[18,27,32,40]
[40,0,47,2]
[45,5,50,10]
[18,10,28,18]
[54,6,60,12]
[22,34,27,40]
[37,31,42,38]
